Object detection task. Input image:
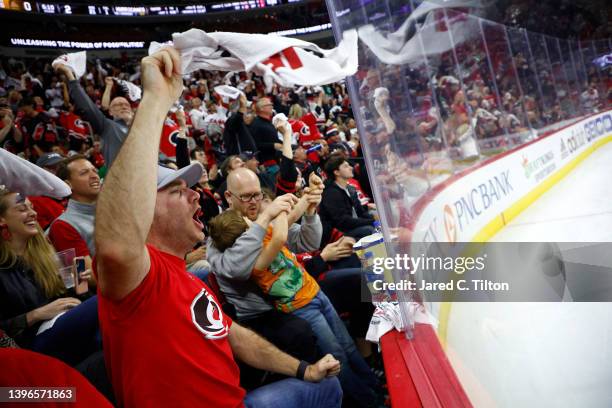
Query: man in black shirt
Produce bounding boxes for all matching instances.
[17,98,58,159]
[319,156,374,242]
[249,97,281,176]
[223,93,257,156]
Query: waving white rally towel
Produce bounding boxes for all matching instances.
[52,51,87,79]
[149,28,358,90]
[214,85,242,100]
[0,148,71,199]
[116,79,142,102]
[357,0,484,66]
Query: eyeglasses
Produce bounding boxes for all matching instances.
[229,191,264,203]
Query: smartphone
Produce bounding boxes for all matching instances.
[73,256,89,295]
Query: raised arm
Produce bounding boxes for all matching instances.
[101,77,114,111]
[95,48,183,300]
[207,194,295,280]
[175,107,191,169]
[54,63,107,135]
[61,82,69,107]
[254,211,288,271]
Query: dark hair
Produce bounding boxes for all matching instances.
[56,154,88,181]
[220,155,239,179]
[325,155,347,180]
[189,146,204,160]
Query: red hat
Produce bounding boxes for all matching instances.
[325,125,339,139]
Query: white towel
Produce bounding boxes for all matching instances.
[357,0,483,66]
[272,113,291,137]
[0,148,71,199]
[149,28,358,91]
[52,51,87,79]
[214,85,242,100]
[116,79,142,102]
[365,301,436,343]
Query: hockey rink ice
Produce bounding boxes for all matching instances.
[492,141,612,243]
[441,141,612,407]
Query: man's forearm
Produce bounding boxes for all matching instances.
[68,81,106,132]
[0,125,11,143]
[229,322,299,377]
[12,126,22,143]
[101,84,112,110]
[96,94,166,255]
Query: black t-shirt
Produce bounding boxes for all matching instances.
[249,116,280,164]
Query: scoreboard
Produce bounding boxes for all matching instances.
[0,0,298,16]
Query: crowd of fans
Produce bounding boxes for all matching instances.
[0,47,385,407]
[0,9,610,406]
[354,12,611,217]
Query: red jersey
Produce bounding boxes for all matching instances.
[28,195,65,230]
[290,119,318,147]
[97,245,244,408]
[347,178,370,206]
[159,118,180,159]
[0,348,113,407]
[48,219,90,257]
[59,111,90,140]
[300,113,322,141]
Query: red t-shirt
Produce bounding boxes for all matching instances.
[96,245,244,408]
[28,196,66,230]
[300,113,322,141]
[0,348,113,407]
[58,111,90,140]
[290,119,318,148]
[159,119,180,159]
[48,219,90,257]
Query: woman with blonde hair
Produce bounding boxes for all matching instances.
[0,187,99,364]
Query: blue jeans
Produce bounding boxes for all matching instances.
[293,292,378,407]
[244,377,342,408]
[187,260,211,283]
[31,296,100,365]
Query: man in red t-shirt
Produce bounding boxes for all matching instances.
[58,105,91,152]
[94,47,342,408]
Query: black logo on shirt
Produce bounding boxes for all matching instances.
[190,288,229,340]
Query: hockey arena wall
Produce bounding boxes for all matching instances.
[410,109,612,246]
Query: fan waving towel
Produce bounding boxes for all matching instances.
[214,85,242,100]
[116,79,142,102]
[0,149,71,198]
[149,28,358,90]
[52,51,87,79]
